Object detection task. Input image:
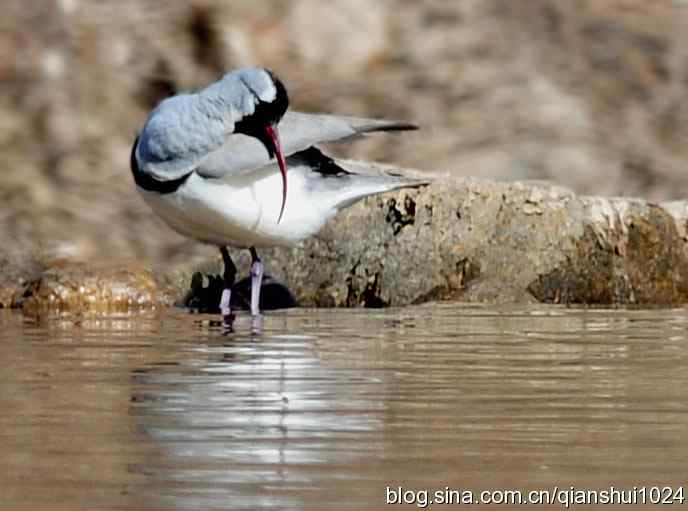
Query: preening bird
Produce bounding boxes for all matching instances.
[131,67,427,328]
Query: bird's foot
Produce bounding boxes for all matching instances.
[222,313,236,332]
[251,314,263,335]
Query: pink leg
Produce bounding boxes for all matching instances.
[219,247,236,328]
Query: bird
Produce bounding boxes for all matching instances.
[130,67,428,328]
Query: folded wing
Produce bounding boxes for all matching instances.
[195,111,418,179]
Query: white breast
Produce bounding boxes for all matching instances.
[138,165,336,248]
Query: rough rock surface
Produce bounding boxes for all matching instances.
[8,263,176,314]
[183,172,688,307]
[6,172,688,312]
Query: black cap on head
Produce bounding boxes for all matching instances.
[235,70,289,157]
[263,70,289,123]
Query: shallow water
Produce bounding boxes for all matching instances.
[1,305,688,510]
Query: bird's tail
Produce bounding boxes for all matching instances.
[327,158,432,211]
[287,145,432,212]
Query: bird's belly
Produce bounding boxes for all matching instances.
[138,172,332,248]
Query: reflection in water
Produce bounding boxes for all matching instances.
[1,305,688,510]
[134,331,386,510]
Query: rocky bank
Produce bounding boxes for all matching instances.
[6,171,688,313]
[186,169,688,308]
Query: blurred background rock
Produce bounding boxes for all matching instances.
[2,0,688,265]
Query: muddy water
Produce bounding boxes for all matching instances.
[1,305,688,510]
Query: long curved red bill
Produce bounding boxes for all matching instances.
[265,123,287,223]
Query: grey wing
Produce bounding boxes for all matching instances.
[195,111,418,179]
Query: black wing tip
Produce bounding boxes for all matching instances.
[388,122,420,131]
[374,121,419,132]
[359,121,420,133]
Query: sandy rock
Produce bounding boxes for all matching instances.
[14,262,176,314]
[183,171,688,307]
[6,171,688,312]
[0,254,42,309]
[0,282,22,309]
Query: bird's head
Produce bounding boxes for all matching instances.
[223,68,290,222]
